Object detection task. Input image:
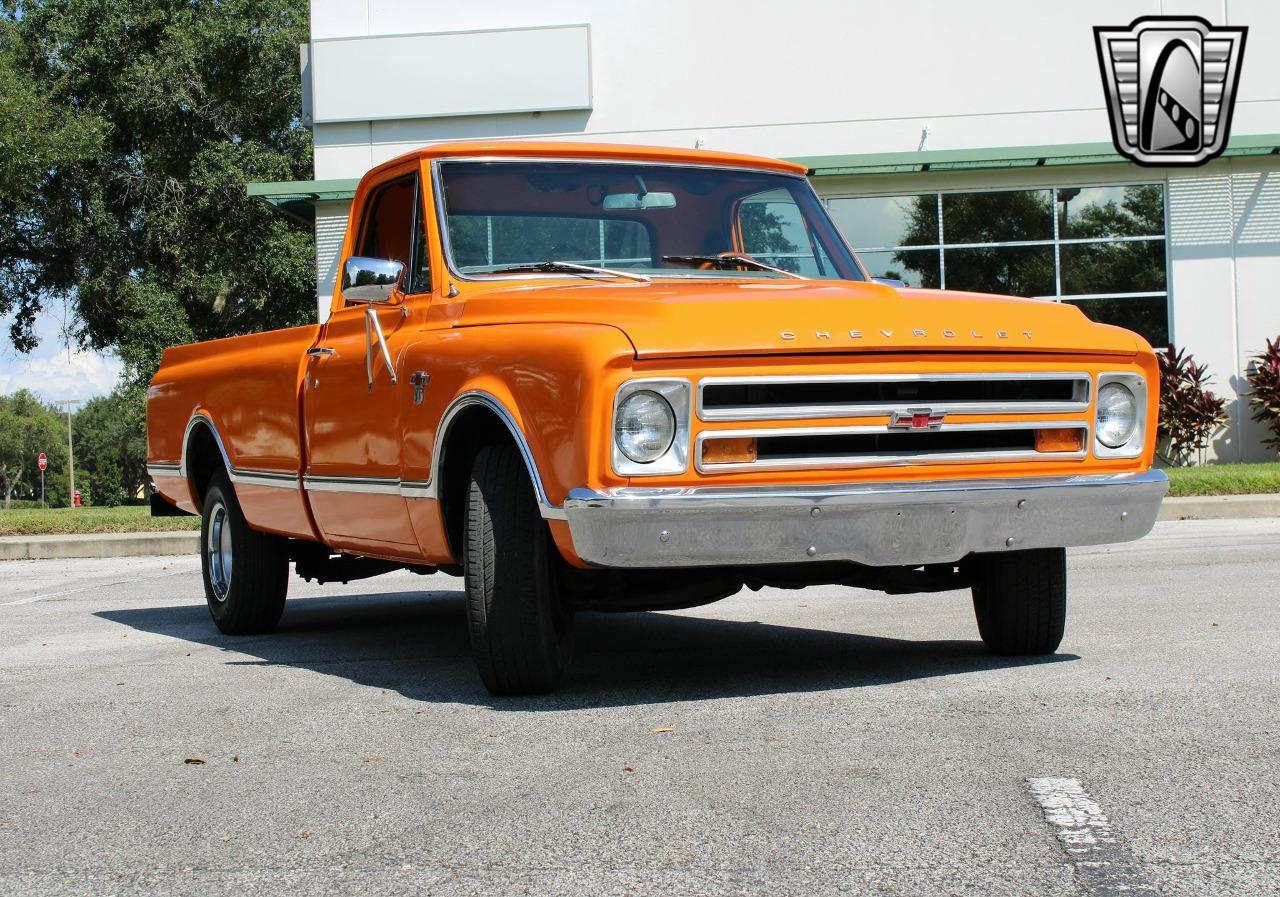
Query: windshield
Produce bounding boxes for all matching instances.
[438,160,863,281]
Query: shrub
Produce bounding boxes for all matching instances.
[1157,345,1229,465]
[1245,336,1280,453]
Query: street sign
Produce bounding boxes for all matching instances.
[37,452,47,472]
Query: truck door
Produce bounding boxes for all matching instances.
[302,168,431,555]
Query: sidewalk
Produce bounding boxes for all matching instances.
[0,531,199,561]
[1157,493,1280,521]
[1,493,1276,560]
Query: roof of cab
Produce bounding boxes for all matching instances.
[365,140,809,181]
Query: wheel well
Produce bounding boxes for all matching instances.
[185,422,227,512]
[438,405,523,562]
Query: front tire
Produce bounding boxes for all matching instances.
[970,548,1066,655]
[201,471,289,635]
[464,444,574,695]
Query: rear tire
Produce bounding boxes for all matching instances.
[201,471,289,635]
[464,444,574,695]
[970,548,1066,655]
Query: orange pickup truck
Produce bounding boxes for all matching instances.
[147,141,1167,694]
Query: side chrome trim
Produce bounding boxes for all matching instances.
[399,480,433,499]
[174,400,564,519]
[426,390,564,519]
[174,413,303,492]
[696,372,1093,421]
[231,468,301,489]
[180,413,233,481]
[302,474,402,495]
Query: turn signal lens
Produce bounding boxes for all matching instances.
[1035,427,1085,453]
[701,437,757,464]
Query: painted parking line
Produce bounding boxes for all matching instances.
[1027,777,1157,895]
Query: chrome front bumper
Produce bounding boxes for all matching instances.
[560,470,1168,568]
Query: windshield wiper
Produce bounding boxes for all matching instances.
[485,261,650,283]
[662,254,808,280]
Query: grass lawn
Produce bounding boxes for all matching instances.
[1164,462,1280,497]
[0,504,200,537]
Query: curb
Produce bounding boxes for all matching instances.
[0,531,200,561]
[1157,494,1280,521]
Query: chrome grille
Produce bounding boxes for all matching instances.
[694,371,1094,474]
[697,372,1091,421]
[695,422,1090,473]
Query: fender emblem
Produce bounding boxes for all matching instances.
[409,370,430,405]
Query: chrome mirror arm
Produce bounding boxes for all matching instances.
[364,305,397,390]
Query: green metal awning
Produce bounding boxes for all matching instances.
[245,132,1280,220]
[245,178,360,223]
[790,133,1280,177]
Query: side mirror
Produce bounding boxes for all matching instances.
[871,276,908,288]
[342,256,405,304]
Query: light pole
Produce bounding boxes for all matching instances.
[55,399,81,507]
[1057,187,1081,237]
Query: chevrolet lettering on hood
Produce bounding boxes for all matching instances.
[780,328,1034,341]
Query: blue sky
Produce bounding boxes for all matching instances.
[0,308,123,403]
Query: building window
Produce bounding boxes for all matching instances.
[826,184,1169,346]
[446,215,652,272]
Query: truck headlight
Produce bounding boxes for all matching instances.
[1095,382,1138,448]
[611,379,691,475]
[615,391,675,463]
[1093,373,1147,458]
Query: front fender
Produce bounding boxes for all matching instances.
[401,322,637,507]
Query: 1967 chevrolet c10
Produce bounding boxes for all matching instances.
[147,141,1168,694]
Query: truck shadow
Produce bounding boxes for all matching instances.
[95,590,1077,710]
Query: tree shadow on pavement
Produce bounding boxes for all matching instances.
[96,589,1077,710]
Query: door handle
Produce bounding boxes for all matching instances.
[307,346,335,358]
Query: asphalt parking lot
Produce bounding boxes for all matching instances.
[1,518,1277,897]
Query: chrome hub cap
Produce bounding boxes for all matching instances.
[207,501,233,602]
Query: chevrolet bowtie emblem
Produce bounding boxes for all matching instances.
[888,408,947,431]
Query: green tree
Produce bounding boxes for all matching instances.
[74,385,148,505]
[894,191,1055,296]
[0,0,314,384]
[891,186,1165,301]
[0,391,66,508]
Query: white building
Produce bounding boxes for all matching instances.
[252,0,1280,460]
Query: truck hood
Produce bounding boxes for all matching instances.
[455,279,1144,359]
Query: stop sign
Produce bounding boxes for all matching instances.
[37,452,47,472]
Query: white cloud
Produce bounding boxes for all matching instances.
[0,348,123,402]
[0,309,123,402]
